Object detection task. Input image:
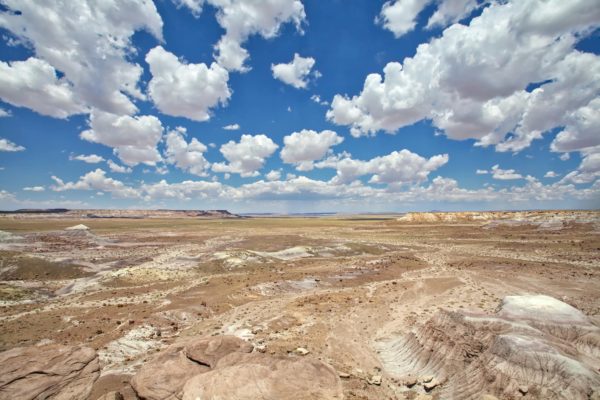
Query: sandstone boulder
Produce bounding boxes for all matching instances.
[184,335,253,368]
[130,344,209,400]
[0,344,99,400]
[131,336,254,400]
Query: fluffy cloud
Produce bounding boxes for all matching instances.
[141,179,224,201]
[0,0,163,115]
[316,149,448,185]
[0,138,25,152]
[490,164,523,180]
[560,151,600,185]
[164,127,210,176]
[550,97,600,154]
[310,95,328,106]
[376,0,430,37]
[0,108,11,117]
[271,54,316,89]
[210,0,306,72]
[107,160,132,173]
[377,0,485,38]
[280,129,344,171]
[51,168,139,198]
[44,168,599,208]
[146,46,231,121]
[172,0,307,72]
[223,123,240,130]
[265,170,282,181]
[80,110,163,167]
[71,154,105,164]
[329,0,600,156]
[173,0,204,16]
[426,0,482,29]
[23,186,44,192]
[544,171,559,178]
[212,134,278,177]
[0,58,86,118]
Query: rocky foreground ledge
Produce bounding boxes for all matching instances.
[0,336,343,400]
[1,295,599,399]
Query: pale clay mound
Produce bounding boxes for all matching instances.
[65,224,90,231]
[376,295,600,400]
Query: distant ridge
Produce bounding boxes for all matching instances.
[0,208,70,214]
[0,209,242,219]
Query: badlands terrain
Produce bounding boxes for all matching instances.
[0,209,599,399]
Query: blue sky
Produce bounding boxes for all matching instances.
[0,0,598,213]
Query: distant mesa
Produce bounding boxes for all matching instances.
[397,210,599,226]
[0,209,242,219]
[0,208,70,214]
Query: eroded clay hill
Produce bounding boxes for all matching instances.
[0,211,598,399]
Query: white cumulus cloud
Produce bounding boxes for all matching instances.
[265,170,282,181]
[107,160,132,173]
[376,0,430,38]
[164,127,211,176]
[0,138,25,152]
[210,0,306,72]
[71,154,105,164]
[212,134,279,177]
[51,168,139,198]
[280,129,344,171]
[23,186,44,192]
[223,123,240,130]
[146,46,231,122]
[0,0,164,116]
[80,110,163,167]
[0,58,86,118]
[330,0,600,157]
[271,53,316,89]
[491,164,523,180]
[316,149,448,185]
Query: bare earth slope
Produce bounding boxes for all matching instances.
[0,210,598,399]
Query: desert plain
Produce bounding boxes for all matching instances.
[0,209,599,400]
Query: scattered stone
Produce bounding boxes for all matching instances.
[367,375,382,385]
[338,371,350,379]
[403,374,418,387]
[424,378,440,391]
[254,344,267,353]
[251,326,263,334]
[293,347,310,356]
[0,344,99,400]
[519,385,529,395]
[420,375,434,383]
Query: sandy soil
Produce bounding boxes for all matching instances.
[0,211,598,399]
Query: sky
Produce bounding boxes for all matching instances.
[0,0,599,213]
